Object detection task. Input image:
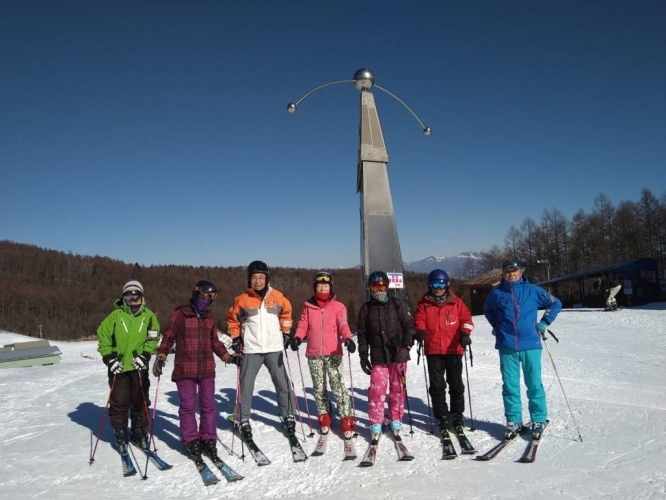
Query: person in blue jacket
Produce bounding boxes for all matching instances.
[483,261,562,439]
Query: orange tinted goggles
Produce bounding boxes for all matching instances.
[369,282,389,292]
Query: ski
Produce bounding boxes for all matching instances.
[358,437,379,467]
[129,440,173,471]
[440,429,458,460]
[391,432,414,461]
[517,420,549,464]
[452,425,477,455]
[226,415,271,466]
[201,449,244,482]
[311,432,328,457]
[343,435,357,461]
[475,424,530,461]
[116,444,137,477]
[287,433,308,462]
[192,457,220,486]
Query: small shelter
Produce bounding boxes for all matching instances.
[0,339,62,369]
[461,269,502,316]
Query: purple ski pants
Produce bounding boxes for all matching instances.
[176,377,217,446]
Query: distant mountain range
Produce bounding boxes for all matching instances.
[404,251,484,277]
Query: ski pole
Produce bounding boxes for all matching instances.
[463,348,476,431]
[418,343,434,433]
[347,350,358,437]
[400,365,414,436]
[90,374,117,465]
[135,368,151,479]
[542,331,583,442]
[295,349,315,437]
[283,346,308,440]
[231,365,245,461]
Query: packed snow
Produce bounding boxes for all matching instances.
[1,303,665,499]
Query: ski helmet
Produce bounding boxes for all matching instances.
[428,269,449,289]
[367,271,389,286]
[192,280,218,300]
[247,260,270,287]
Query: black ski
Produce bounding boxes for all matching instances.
[226,415,271,466]
[440,429,458,460]
[287,433,308,462]
[517,420,549,463]
[475,424,530,461]
[452,425,477,455]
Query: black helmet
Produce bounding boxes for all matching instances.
[247,260,270,278]
[367,271,389,286]
[192,280,218,300]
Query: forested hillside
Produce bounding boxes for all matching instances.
[0,241,441,341]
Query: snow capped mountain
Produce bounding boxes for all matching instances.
[404,252,483,276]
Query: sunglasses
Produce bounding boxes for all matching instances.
[429,281,448,289]
[369,282,389,292]
[123,291,142,301]
[314,273,332,284]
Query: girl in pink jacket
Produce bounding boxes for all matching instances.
[290,272,356,438]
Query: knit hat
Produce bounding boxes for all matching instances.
[122,280,144,295]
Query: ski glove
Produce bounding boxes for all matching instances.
[360,357,372,375]
[536,321,548,336]
[283,334,292,349]
[152,354,166,377]
[132,351,151,371]
[344,338,356,353]
[459,334,472,347]
[414,330,426,348]
[103,354,123,375]
[290,336,301,351]
[223,353,243,366]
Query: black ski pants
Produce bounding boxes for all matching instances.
[426,354,465,420]
[107,369,151,431]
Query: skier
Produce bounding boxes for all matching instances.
[97,280,160,449]
[483,261,562,439]
[152,280,235,463]
[357,271,415,438]
[414,269,474,434]
[600,274,622,311]
[226,260,296,441]
[290,271,356,437]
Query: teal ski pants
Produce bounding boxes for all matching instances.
[498,348,547,424]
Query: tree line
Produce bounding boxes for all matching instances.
[0,241,450,341]
[476,188,666,285]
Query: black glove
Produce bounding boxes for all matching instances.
[152,354,166,377]
[132,351,150,370]
[414,330,426,348]
[224,353,243,366]
[283,334,292,349]
[392,346,411,364]
[290,336,301,351]
[103,354,123,375]
[360,357,372,375]
[460,334,472,347]
[344,338,356,353]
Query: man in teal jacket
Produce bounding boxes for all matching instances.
[97,280,160,449]
[483,261,562,439]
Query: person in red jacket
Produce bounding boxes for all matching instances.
[290,271,356,438]
[414,270,474,436]
[152,280,235,465]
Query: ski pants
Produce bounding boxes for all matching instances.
[307,355,352,418]
[367,362,407,425]
[426,354,465,421]
[108,369,150,431]
[239,351,295,422]
[605,284,621,307]
[176,377,217,446]
[499,348,547,424]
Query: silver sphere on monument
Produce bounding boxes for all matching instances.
[353,68,375,91]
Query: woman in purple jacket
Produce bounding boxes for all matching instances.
[291,272,357,438]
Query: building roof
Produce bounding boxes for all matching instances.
[462,269,502,287]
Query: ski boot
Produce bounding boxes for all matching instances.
[505,421,523,439]
[185,439,202,461]
[114,428,129,446]
[283,415,296,437]
[318,413,331,435]
[202,439,220,461]
[451,413,465,433]
[532,422,546,440]
[239,419,253,441]
[130,427,149,450]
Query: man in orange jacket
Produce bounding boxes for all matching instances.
[226,260,295,441]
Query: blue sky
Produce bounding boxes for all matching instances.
[2,1,664,269]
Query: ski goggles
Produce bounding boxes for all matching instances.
[428,280,448,289]
[195,285,218,300]
[369,282,389,292]
[314,273,332,284]
[123,291,142,301]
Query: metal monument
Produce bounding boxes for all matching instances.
[288,68,430,301]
